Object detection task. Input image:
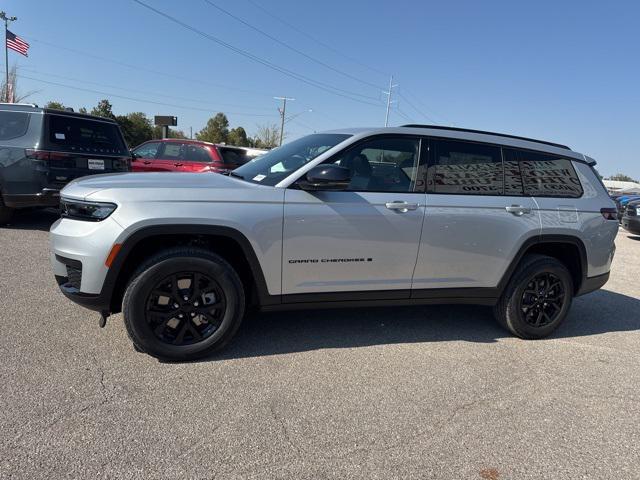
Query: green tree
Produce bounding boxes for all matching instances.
[78,107,88,114]
[116,112,153,147]
[607,173,638,183]
[227,126,249,146]
[44,101,66,110]
[90,99,115,119]
[195,113,229,143]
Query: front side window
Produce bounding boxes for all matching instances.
[232,133,351,186]
[327,137,421,192]
[517,150,583,198]
[133,141,161,159]
[428,139,503,195]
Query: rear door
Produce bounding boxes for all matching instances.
[154,142,186,171]
[43,113,130,187]
[412,138,540,293]
[178,144,215,172]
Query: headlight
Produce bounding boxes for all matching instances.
[60,198,117,221]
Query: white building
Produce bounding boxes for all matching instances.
[603,180,640,195]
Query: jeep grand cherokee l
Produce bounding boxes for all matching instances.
[0,104,131,224]
[49,125,618,361]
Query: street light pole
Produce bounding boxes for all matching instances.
[0,11,17,103]
[274,96,294,146]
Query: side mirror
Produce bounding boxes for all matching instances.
[298,164,351,191]
[130,151,139,160]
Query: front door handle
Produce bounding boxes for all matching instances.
[385,201,419,212]
[505,205,532,216]
[143,160,151,165]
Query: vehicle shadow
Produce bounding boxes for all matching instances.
[627,235,640,241]
[211,289,640,361]
[0,209,59,231]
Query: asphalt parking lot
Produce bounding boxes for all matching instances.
[1,209,639,480]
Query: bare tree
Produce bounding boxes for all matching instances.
[253,123,281,149]
[1,65,37,103]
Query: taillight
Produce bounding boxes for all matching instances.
[601,208,618,220]
[25,149,51,160]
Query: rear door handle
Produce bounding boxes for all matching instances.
[385,201,419,212]
[505,205,531,216]
[174,163,183,167]
[143,160,151,165]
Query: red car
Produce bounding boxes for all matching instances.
[131,139,264,173]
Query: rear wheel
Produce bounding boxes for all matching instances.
[494,254,573,339]
[0,194,14,225]
[123,247,245,361]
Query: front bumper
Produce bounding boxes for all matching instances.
[50,216,124,312]
[621,216,640,235]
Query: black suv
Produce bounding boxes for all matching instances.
[621,198,640,235]
[0,103,131,224]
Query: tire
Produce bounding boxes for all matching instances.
[493,254,573,339]
[123,247,245,361]
[0,195,14,226]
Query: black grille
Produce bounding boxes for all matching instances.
[66,265,82,290]
[627,205,637,217]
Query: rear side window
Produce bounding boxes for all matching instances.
[428,139,503,195]
[0,111,30,140]
[133,141,161,159]
[219,147,250,166]
[184,145,212,163]
[47,115,127,154]
[516,149,583,198]
[160,143,184,160]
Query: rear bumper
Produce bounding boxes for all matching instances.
[576,272,610,296]
[3,189,60,208]
[621,216,640,235]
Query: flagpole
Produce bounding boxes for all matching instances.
[0,11,17,102]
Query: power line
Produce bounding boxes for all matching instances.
[397,91,437,123]
[398,89,454,126]
[132,0,383,108]
[17,66,276,112]
[202,0,383,92]
[22,36,272,98]
[244,0,388,78]
[18,74,276,117]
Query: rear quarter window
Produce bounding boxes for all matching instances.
[0,111,30,140]
[516,149,583,198]
[46,114,127,155]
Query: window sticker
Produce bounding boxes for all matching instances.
[252,174,266,182]
[55,133,65,140]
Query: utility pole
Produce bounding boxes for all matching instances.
[274,96,294,146]
[0,11,17,103]
[383,75,397,127]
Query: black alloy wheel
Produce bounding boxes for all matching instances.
[146,272,227,346]
[519,272,566,328]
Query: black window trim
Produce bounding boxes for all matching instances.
[423,135,584,199]
[302,133,426,194]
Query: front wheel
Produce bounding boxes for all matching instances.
[123,247,245,361]
[494,254,573,339]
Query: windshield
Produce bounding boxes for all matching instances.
[232,133,351,186]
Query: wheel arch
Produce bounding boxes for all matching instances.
[498,235,588,296]
[106,224,276,313]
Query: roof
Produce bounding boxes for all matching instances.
[0,103,119,123]
[323,126,588,163]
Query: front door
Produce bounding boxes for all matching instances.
[282,136,426,297]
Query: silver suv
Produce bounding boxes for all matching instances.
[49,125,618,360]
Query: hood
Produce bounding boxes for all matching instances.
[61,172,256,201]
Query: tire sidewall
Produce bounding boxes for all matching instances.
[126,256,244,360]
[506,261,573,339]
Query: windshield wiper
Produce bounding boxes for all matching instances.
[224,171,245,180]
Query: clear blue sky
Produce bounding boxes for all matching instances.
[6,0,639,177]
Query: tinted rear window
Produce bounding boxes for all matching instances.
[515,149,583,198]
[184,145,211,163]
[47,115,127,155]
[0,111,30,140]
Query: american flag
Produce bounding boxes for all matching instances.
[6,30,29,57]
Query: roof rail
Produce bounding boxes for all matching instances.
[400,124,571,150]
[0,102,39,107]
